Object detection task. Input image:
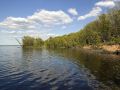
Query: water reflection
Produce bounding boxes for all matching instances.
[0,46,120,90]
[50,48,120,89]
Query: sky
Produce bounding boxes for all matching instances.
[0,0,119,45]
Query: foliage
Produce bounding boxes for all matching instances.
[22,36,44,48]
[45,9,120,48]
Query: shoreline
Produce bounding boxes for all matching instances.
[82,44,120,55]
[21,44,120,55]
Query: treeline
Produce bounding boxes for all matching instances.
[45,9,120,48]
[22,36,44,48]
[22,9,120,48]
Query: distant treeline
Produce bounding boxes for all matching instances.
[22,9,120,48]
[22,36,44,48]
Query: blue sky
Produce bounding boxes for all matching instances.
[0,0,119,45]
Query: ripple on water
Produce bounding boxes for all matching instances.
[0,47,117,90]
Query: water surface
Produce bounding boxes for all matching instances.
[0,46,120,90]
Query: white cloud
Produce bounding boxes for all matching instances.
[0,10,73,40]
[78,7,102,20]
[95,1,115,8]
[28,10,73,25]
[0,17,35,30]
[68,8,78,16]
[78,0,118,21]
[0,29,53,40]
[0,9,73,31]
[47,33,59,37]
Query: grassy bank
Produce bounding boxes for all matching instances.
[22,36,44,48]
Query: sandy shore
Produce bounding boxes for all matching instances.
[83,44,120,54]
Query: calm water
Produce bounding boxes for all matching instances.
[0,46,120,90]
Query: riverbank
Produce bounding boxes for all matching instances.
[83,44,120,55]
[21,44,120,55]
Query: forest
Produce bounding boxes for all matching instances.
[22,9,120,48]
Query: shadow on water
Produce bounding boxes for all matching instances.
[48,48,120,90]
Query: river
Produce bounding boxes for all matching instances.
[0,46,120,90]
